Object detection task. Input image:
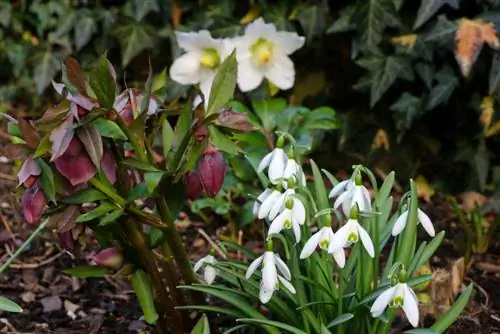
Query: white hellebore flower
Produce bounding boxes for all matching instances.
[268,193,306,243]
[333,180,371,216]
[300,226,346,268]
[258,146,287,184]
[331,218,375,257]
[235,17,305,92]
[283,158,306,188]
[193,254,218,285]
[170,30,233,100]
[245,251,296,304]
[370,282,419,328]
[392,208,435,237]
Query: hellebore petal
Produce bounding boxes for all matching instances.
[21,185,47,224]
[184,171,204,200]
[93,247,124,269]
[58,231,76,252]
[18,158,40,187]
[237,59,265,92]
[198,147,226,197]
[54,137,97,186]
[101,150,117,184]
[169,52,203,85]
[50,116,75,161]
[265,53,295,90]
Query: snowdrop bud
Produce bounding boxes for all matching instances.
[21,184,47,225]
[197,147,226,197]
[93,247,124,270]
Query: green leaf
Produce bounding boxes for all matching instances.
[355,0,400,50]
[131,269,159,325]
[63,188,107,204]
[237,319,307,334]
[77,202,116,222]
[92,118,127,140]
[147,227,164,248]
[297,5,327,42]
[177,305,245,318]
[404,329,436,334]
[37,158,56,204]
[89,56,116,109]
[326,313,354,328]
[77,125,103,169]
[397,180,419,267]
[409,231,445,274]
[121,158,161,172]
[390,93,423,129]
[34,51,60,94]
[99,208,125,226]
[190,314,210,334]
[74,15,96,51]
[63,265,110,278]
[431,284,473,333]
[144,171,164,193]
[0,296,22,313]
[426,66,459,110]
[326,5,356,33]
[378,171,395,203]
[206,50,237,117]
[413,0,459,30]
[209,126,240,155]
[416,62,434,90]
[251,98,287,130]
[172,101,193,152]
[134,0,159,21]
[113,22,156,67]
[490,52,500,94]
[303,107,341,130]
[128,183,149,201]
[423,15,457,42]
[162,119,174,157]
[152,67,167,94]
[310,159,329,212]
[140,58,153,113]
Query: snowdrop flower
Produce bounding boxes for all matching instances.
[300,226,346,268]
[328,179,354,199]
[268,195,306,243]
[258,137,287,184]
[333,174,371,216]
[331,216,375,258]
[235,17,305,92]
[392,207,435,237]
[257,188,283,219]
[245,249,295,304]
[193,252,218,285]
[283,157,306,188]
[370,282,419,327]
[268,188,305,221]
[253,188,274,216]
[170,30,233,99]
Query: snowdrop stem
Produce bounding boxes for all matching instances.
[373,205,381,283]
[338,266,345,334]
[356,243,364,298]
[275,131,296,145]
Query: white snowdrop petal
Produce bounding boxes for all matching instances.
[274,254,291,280]
[330,223,350,251]
[259,285,274,304]
[204,266,217,285]
[268,148,286,184]
[258,152,273,173]
[268,210,288,237]
[332,248,346,268]
[193,256,206,273]
[292,198,306,225]
[334,189,352,210]
[278,275,296,294]
[292,219,301,243]
[300,231,322,259]
[370,286,397,317]
[418,209,436,237]
[258,191,281,219]
[402,284,420,327]
[262,252,278,290]
[245,255,264,279]
[392,210,409,236]
[357,224,375,258]
[329,180,348,199]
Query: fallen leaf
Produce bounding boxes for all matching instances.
[371,128,390,151]
[415,175,435,203]
[40,296,62,313]
[457,191,487,213]
[20,291,36,303]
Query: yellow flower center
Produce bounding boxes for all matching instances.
[250,38,274,66]
[319,239,329,249]
[389,296,404,308]
[200,48,220,69]
[347,232,359,243]
[284,219,292,229]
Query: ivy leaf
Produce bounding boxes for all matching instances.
[326,5,356,33]
[426,65,458,110]
[455,19,500,77]
[423,15,457,43]
[369,56,414,107]
[455,141,490,191]
[390,93,423,130]
[134,0,159,21]
[297,4,327,42]
[113,21,156,67]
[355,0,400,50]
[33,51,60,94]
[490,52,500,94]
[415,62,434,89]
[74,14,96,51]
[413,0,459,30]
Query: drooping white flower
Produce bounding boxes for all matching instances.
[333,182,372,216]
[245,251,295,304]
[253,188,274,216]
[300,226,346,268]
[267,189,306,222]
[330,218,375,257]
[170,30,233,99]
[258,147,287,184]
[268,194,306,243]
[328,179,354,199]
[370,282,419,328]
[193,254,218,285]
[235,18,305,92]
[283,158,306,188]
[392,208,435,237]
[257,188,283,219]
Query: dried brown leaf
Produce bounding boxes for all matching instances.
[457,191,487,213]
[64,57,87,95]
[18,117,40,149]
[215,109,257,132]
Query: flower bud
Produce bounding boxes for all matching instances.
[17,158,40,187]
[193,124,209,142]
[54,137,97,186]
[184,171,203,200]
[21,184,47,224]
[58,231,76,251]
[197,147,226,197]
[93,247,124,270]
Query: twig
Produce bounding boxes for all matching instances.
[237,230,243,261]
[0,211,14,239]
[0,172,16,181]
[475,261,500,273]
[8,252,64,269]
[463,277,489,317]
[197,228,227,259]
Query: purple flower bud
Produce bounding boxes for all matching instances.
[101,150,117,184]
[197,147,226,197]
[17,158,40,187]
[54,137,97,186]
[21,184,47,224]
[93,247,124,269]
[184,171,203,200]
[58,231,76,251]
